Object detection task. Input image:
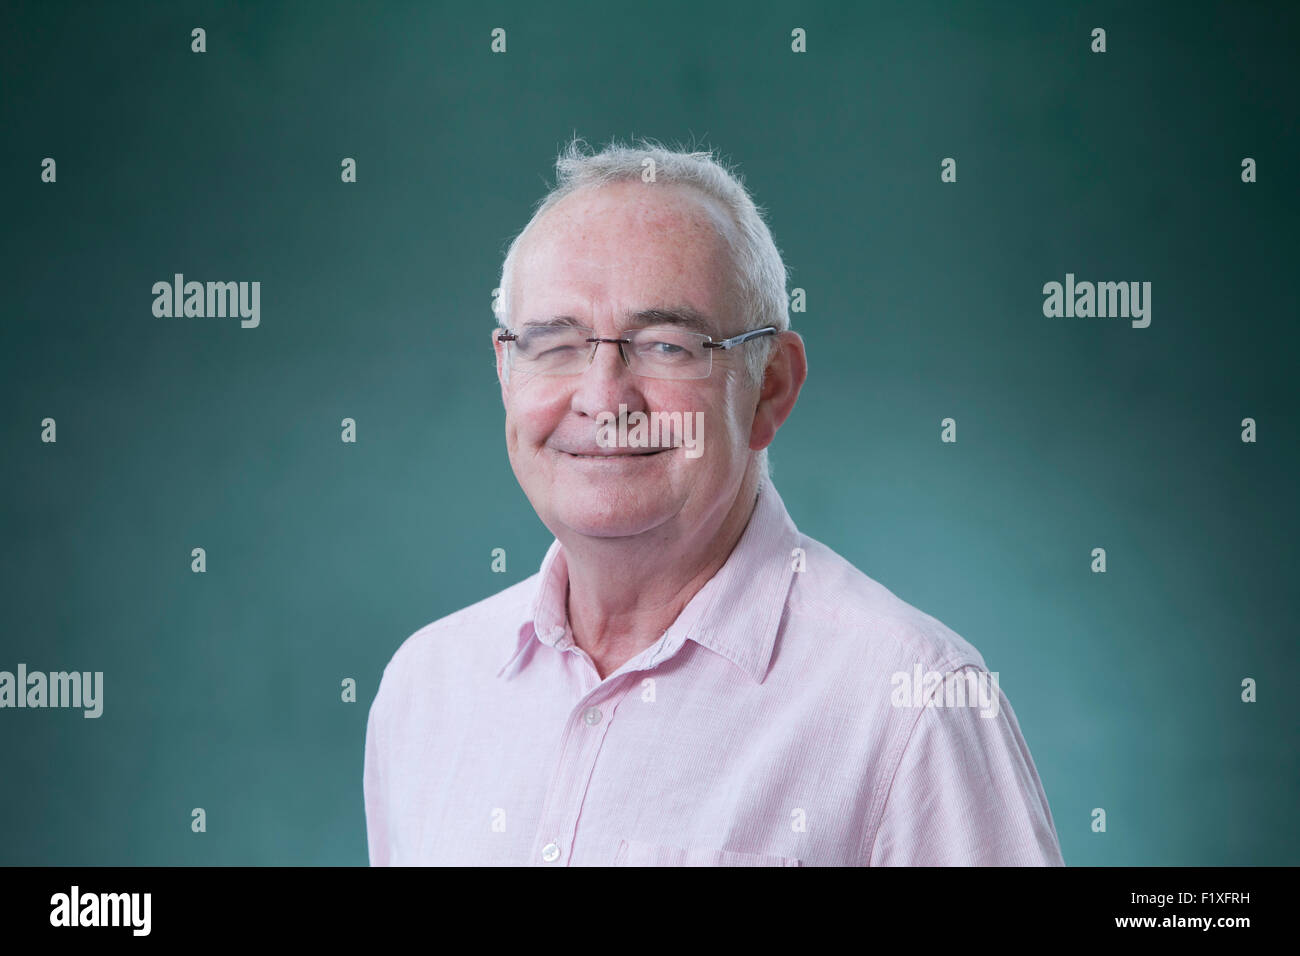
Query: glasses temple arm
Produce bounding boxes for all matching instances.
[704,326,779,350]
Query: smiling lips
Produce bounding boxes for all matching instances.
[560,447,670,458]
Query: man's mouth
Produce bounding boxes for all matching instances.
[562,448,670,458]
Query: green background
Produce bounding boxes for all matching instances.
[1,0,1296,865]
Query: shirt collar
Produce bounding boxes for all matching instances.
[496,475,801,685]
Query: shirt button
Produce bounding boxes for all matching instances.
[541,842,561,863]
[583,707,602,726]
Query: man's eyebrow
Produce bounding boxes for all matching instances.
[520,315,588,329]
[626,307,714,334]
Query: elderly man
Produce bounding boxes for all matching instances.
[364,138,1064,866]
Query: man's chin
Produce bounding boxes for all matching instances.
[547,495,675,540]
[521,451,683,538]
[555,510,667,540]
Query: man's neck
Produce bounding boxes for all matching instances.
[561,471,762,680]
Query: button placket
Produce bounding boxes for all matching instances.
[529,680,633,865]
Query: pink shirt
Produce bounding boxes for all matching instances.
[364,478,1065,866]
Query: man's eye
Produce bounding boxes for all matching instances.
[637,338,697,359]
[535,344,580,358]
[519,331,579,353]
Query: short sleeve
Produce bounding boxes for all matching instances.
[868,665,1064,866]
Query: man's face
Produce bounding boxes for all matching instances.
[496,180,762,544]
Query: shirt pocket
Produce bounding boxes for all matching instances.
[614,838,801,867]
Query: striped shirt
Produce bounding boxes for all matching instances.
[364,476,1064,866]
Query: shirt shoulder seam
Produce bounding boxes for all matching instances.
[857,654,984,865]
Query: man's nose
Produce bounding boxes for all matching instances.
[570,337,645,418]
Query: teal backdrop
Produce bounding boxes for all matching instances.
[1,0,1296,865]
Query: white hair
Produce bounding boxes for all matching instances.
[495,135,792,481]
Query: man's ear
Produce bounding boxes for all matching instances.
[492,328,509,404]
[749,331,807,452]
